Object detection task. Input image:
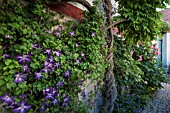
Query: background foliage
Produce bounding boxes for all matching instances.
[112,36,168,113]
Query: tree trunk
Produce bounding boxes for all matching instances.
[102,0,117,112]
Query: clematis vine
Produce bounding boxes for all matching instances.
[12,100,31,113]
[14,73,27,83]
[16,54,31,64]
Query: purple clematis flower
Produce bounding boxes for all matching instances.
[40,105,46,113]
[0,94,13,104]
[64,70,71,77]
[52,99,59,106]
[19,94,28,99]
[76,42,80,47]
[62,96,70,107]
[53,62,60,69]
[41,67,51,74]
[3,54,10,58]
[81,53,85,58]
[43,88,51,95]
[6,101,18,109]
[81,89,86,99]
[57,26,62,32]
[12,100,31,113]
[44,49,51,55]
[54,31,60,36]
[91,32,96,37]
[56,80,64,87]
[126,100,130,104]
[46,56,54,63]
[44,60,53,69]
[22,65,29,72]
[45,93,55,100]
[16,54,31,64]
[14,73,27,83]
[53,50,61,57]
[5,35,13,39]
[75,58,81,64]
[70,31,75,36]
[34,34,38,37]
[90,102,93,107]
[35,72,43,80]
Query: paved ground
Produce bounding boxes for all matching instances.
[141,76,170,113]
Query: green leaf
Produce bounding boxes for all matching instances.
[0,80,5,86]
[5,59,12,65]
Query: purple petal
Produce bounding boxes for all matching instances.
[44,49,51,55]
[64,70,71,77]
[53,50,61,57]
[12,107,21,112]
[20,100,26,106]
[24,105,31,110]
[70,31,75,36]
[91,32,96,37]
[54,31,60,36]
[22,65,29,72]
[20,108,26,113]
[57,26,62,32]
[35,72,43,80]
[53,99,59,106]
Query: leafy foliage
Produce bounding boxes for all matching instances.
[114,0,170,43]
[113,36,168,113]
[0,1,107,112]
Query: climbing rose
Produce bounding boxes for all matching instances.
[138,55,142,61]
[130,51,134,55]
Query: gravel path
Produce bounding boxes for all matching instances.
[141,76,170,113]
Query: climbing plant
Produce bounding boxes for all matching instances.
[0,0,170,113]
[0,0,108,112]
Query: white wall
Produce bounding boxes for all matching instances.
[162,32,170,68]
[167,33,170,66]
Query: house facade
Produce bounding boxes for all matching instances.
[158,9,170,72]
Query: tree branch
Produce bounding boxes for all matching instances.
[107,19,127,30]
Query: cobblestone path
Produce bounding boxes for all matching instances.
[141,77,170,113]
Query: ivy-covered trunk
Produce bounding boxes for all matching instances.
[102,0,117,112]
